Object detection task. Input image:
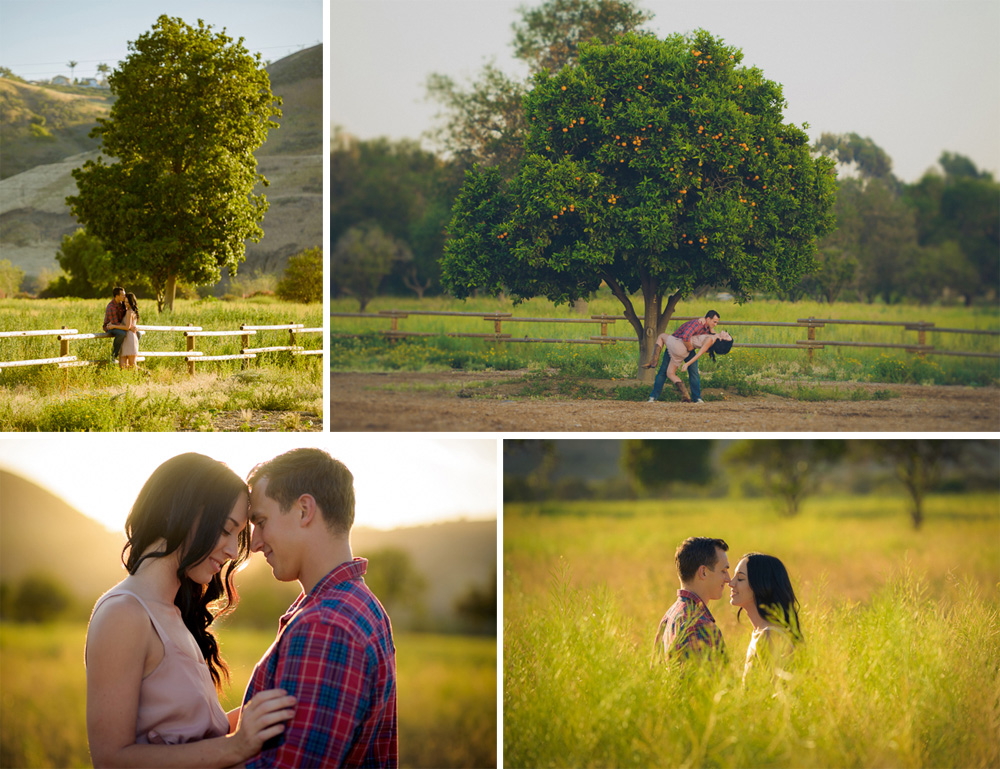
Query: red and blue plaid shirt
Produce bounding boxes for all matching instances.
[102,299,125,332]
[243,558,397,768]
[672,318,710,343]
[655,589,727,663]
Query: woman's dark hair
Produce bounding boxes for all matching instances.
[738,552,803,643]
[122,453,249,690]
[125,292,139,319]
[707,335,734,362]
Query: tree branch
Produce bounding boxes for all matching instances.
[602,270,643,339]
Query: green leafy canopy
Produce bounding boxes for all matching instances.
[67,15,281,311]
[443,30,837,345]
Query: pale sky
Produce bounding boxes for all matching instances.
[0,435,497,532]
[331,0,1000,184]
[0,0,324,81]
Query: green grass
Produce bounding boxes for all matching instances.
[0,624,495,769]
[331,293,1000,389]
[0,297,323,430]
[504,494,1000,769]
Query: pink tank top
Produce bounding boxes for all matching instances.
[91,589,230,745]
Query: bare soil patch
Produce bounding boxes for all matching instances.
[331,370,1000,432]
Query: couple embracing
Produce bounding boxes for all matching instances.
[85,448,397,768]
[102,286,142,370]
[653,537,802,682]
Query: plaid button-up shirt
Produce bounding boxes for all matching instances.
[672,318,710,343]
[243,558,397,768]
[103,299,125,332]
[654,589,726,663]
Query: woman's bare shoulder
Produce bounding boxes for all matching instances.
[89,593,152,642]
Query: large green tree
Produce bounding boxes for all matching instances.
[443,31,837,375]
[67,15,281,312]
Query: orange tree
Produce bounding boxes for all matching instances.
[442,30,837,375]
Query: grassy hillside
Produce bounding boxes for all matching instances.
[0,471,126,600]
[258,45,322,157]
[0,79,111,180]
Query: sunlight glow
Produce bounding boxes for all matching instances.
[0,435,497,532]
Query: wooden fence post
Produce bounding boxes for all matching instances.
[186,331,197,376]
[61,325,69,390]
[494,315,503,335]
[241,325,251,369]
[807,319,816,364]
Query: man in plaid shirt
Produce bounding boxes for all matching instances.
[653,537,731,664]
[102,287,129,361]
[645,310,721,404]
[243,449,397,768]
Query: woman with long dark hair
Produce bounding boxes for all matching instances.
[118,292,141,370]
[86,453,296,768]
[729,552,803,682]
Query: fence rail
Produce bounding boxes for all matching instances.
[1,322,322,375]
[330,311,1000,361]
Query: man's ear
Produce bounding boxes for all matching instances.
[296,493,319,527]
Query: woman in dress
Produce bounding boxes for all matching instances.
[728,552,803,683]
[86,453,296,768]
[118,292,140,370]
[646,330,735,402]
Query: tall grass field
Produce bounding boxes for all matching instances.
[0,298,323,430]
[331,294,999,389]
[503,493,1000,768]
[0,625,496,769]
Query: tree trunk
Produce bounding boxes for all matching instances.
[402,267,430,300]
[602,270,683,383]
[163,273,177,313]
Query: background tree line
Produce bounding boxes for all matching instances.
[331,0,998,310]
[503,439,999,530]
[0,546,495,632]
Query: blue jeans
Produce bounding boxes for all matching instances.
[108,328,127,359]
[649,351,700,401]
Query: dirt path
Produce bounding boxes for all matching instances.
[331,370,1000,432]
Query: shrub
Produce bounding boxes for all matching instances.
[276,247,322,303]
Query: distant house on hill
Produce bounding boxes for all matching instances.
[51,75,70,86]
[80,77,99,88]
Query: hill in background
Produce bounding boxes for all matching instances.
[0,468,496,632]
[0,79,111,180]
[0,44,322,291]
